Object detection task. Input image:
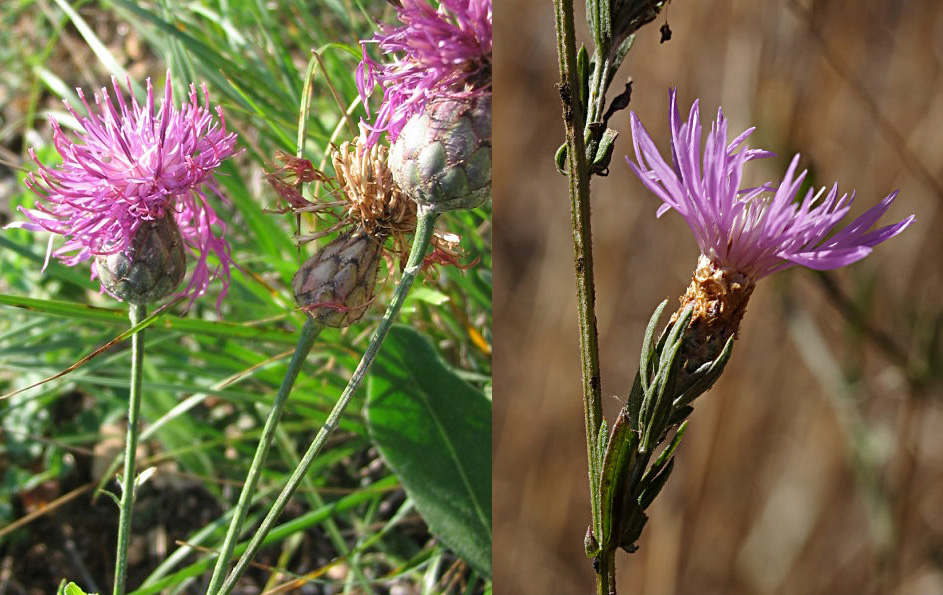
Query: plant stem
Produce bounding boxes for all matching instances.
[213,207,440,595]
[113,303,146,595]
[598,548,616,595]
[553,0,609,589]
[204,318,322,595]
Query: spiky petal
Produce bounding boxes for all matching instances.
[357,0,492,147]
[627,89,914,281]
[12,73,239,308]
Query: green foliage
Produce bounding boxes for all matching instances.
[61,581,101,595]
[367,325,493,578]
[592,301,731,557]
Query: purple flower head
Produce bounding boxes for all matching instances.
[357,0,492,147]
[12,73,239,309]
[627,89,914,280]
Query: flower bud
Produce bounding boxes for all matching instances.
[96,215,187,305]
[389,95,491,212]
[292,229,385,327]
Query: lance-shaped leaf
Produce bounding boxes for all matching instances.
[630,299,668,428]
[637,421,687,510]
[366,325,492,578]
[596,408,639,551]
[673,335,734,408]
[638,305,693,450]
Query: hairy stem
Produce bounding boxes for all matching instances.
[553,0,608,589]
[113,303,146,595]
[599,548,616,595]
[204,318,322,595]
[213,208,439,595]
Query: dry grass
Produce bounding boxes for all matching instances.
[493,0,943,592]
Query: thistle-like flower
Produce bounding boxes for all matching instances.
[12,74,239,308]
[627,89,914,368]
[357,0,492,148]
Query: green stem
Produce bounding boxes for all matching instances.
[113,303,146,595]
[204,318,322,595]
[213,208,440,595]
[553,0,608,589]
[599,548,616,595]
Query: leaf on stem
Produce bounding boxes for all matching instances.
[673,335,734,408]
[597,408,639,552]
[366,325,492,578]
[638,305,692,450]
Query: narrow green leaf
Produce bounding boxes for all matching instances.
[366,325,492,578]
[673,334,734,408]
[638,458,674,510]
[597,408,637,550]
[0,294,299,344]
[651,420,687,472]
[405,286,451,306]
[576,44,590,107]
[642,306,691,450]
[627,368,643,432]
[51,0,136,92]
[0,234,97,290]
[639,299,668,394]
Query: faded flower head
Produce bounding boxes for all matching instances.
[13,73,239,308]
[627,89,914,282]
[357,0,492,147]
[264,128,460,264]
[332,133,417,257]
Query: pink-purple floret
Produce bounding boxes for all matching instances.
[14,74,239,308]
[627,89,914,280]
[357,0,492,147]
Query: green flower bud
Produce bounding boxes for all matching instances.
[292,229,385,328]
[389,95,492,212]
[96,215,186,305]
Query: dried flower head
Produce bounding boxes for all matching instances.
[627,89,914,283]
[332,135,417,258]
[357,0,492,147]
[264,151,324,214]
[12,73,239,308]
[264,130,459,265]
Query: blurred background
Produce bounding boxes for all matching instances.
[494,0,942,593]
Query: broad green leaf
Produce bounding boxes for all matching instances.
[366,325,492,578]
